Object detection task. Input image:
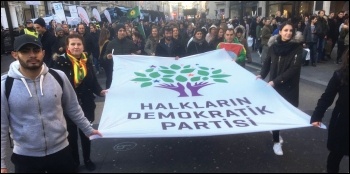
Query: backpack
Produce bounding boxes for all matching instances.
[5,69,63,148]
[5,68,63,100]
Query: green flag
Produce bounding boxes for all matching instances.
[136,22,146,40]
[127,6,141,19]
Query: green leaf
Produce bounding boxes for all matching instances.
[145,69,154,72]
[199,67,209,70]
[190,76,201,82]
[180,69,195,73]
[134,72,147,77]
[213,79,228,83]
[202,77,209,81]
[212,69,222,74]
[176,75,188,82]
[210,74,231,78]
[160,66,169,69]
[160,70,176,74]
[163,75,174,78]
[184,65,191,68]
[132,78,152,82]
[162,78,174,83]
[198,70,209,76]
[149,72,161,78]
[170,64,181,70]
[141,82,153,88]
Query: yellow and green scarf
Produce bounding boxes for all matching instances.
[67,50,88,88]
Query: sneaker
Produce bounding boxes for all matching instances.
[273,143,283,155]
[84,160,96,171]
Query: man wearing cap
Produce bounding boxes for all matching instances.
[34,17,56,68]
[0,35,102,173]
[19,20,38,38]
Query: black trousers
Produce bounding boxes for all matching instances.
[327,150,344,173]
[11,146,76,173]
[272,130,280,142]
[67,121,91,168]
[100,59,114,89]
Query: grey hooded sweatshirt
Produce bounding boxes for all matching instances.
[1,61,94,168]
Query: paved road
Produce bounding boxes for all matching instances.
[1,48,348,172]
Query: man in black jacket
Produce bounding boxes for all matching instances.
[34,18,56,67]
[155,26,186,59]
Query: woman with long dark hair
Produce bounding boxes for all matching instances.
[256,22,304,156]
[311,49,349,173]
[99,28,113,89]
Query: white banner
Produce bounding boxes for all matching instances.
[77,6,90,25]
[52,3,66,23]
[25,1,40,6]
[92,8,101,22]
[103,10,111,23]
[96,49,315,139]
[69,5,79,18]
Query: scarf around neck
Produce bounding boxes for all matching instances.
[272,36,299,56]
[66,50,87,88]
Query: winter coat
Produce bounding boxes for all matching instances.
[103,37,138,58]
[260,32,304,107]
[53,54,103,122]
[311,70,349,155]
[144,36,160,55]
[155,38,186,57]
[186,38,210,56]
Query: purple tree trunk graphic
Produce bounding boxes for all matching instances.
[156,82,214,97]
[156,82,189,97]
[186,82,213,96]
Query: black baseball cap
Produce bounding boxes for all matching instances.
[14,35,42,51]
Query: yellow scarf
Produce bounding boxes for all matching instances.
[67,50,87,88]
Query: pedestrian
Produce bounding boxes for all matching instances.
[52,34,108,171]
[310,49,349,173]
[155,26,186,59]
[256,22,304,155]
[34,17,56,68]
[217,28,246,67]
[1,35,102,173]
[144,26,161,56]
[98,28,112,89]
[186,28,210,56]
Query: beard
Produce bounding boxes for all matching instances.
[165,36,172,41]
[18,57,43,70]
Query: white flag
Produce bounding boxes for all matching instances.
[52,3,66,23]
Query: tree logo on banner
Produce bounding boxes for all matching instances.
[131,64,231,97]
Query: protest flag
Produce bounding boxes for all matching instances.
[127,6,141,19]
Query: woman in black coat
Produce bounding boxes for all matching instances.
[187,28,210,56]
[257,22,304,156]
[311,50,349,173]
[53,34,107,171]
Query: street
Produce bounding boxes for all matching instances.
[1,50,349,172]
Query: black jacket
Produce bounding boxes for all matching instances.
[311,71,349,155]
[260,33,304,107]
[104,37,137,58]
[39,31,56,68]
[53,54,103,122]
[186,40,210,56]
[155,38,186,57]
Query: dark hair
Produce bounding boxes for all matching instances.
[310,16,317,21]
[99,28,110,47]
[164,26,173,32]
[279,21,295,37]
[236,28,243,34]
[339,49,349,86]
[65,33,85,47]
